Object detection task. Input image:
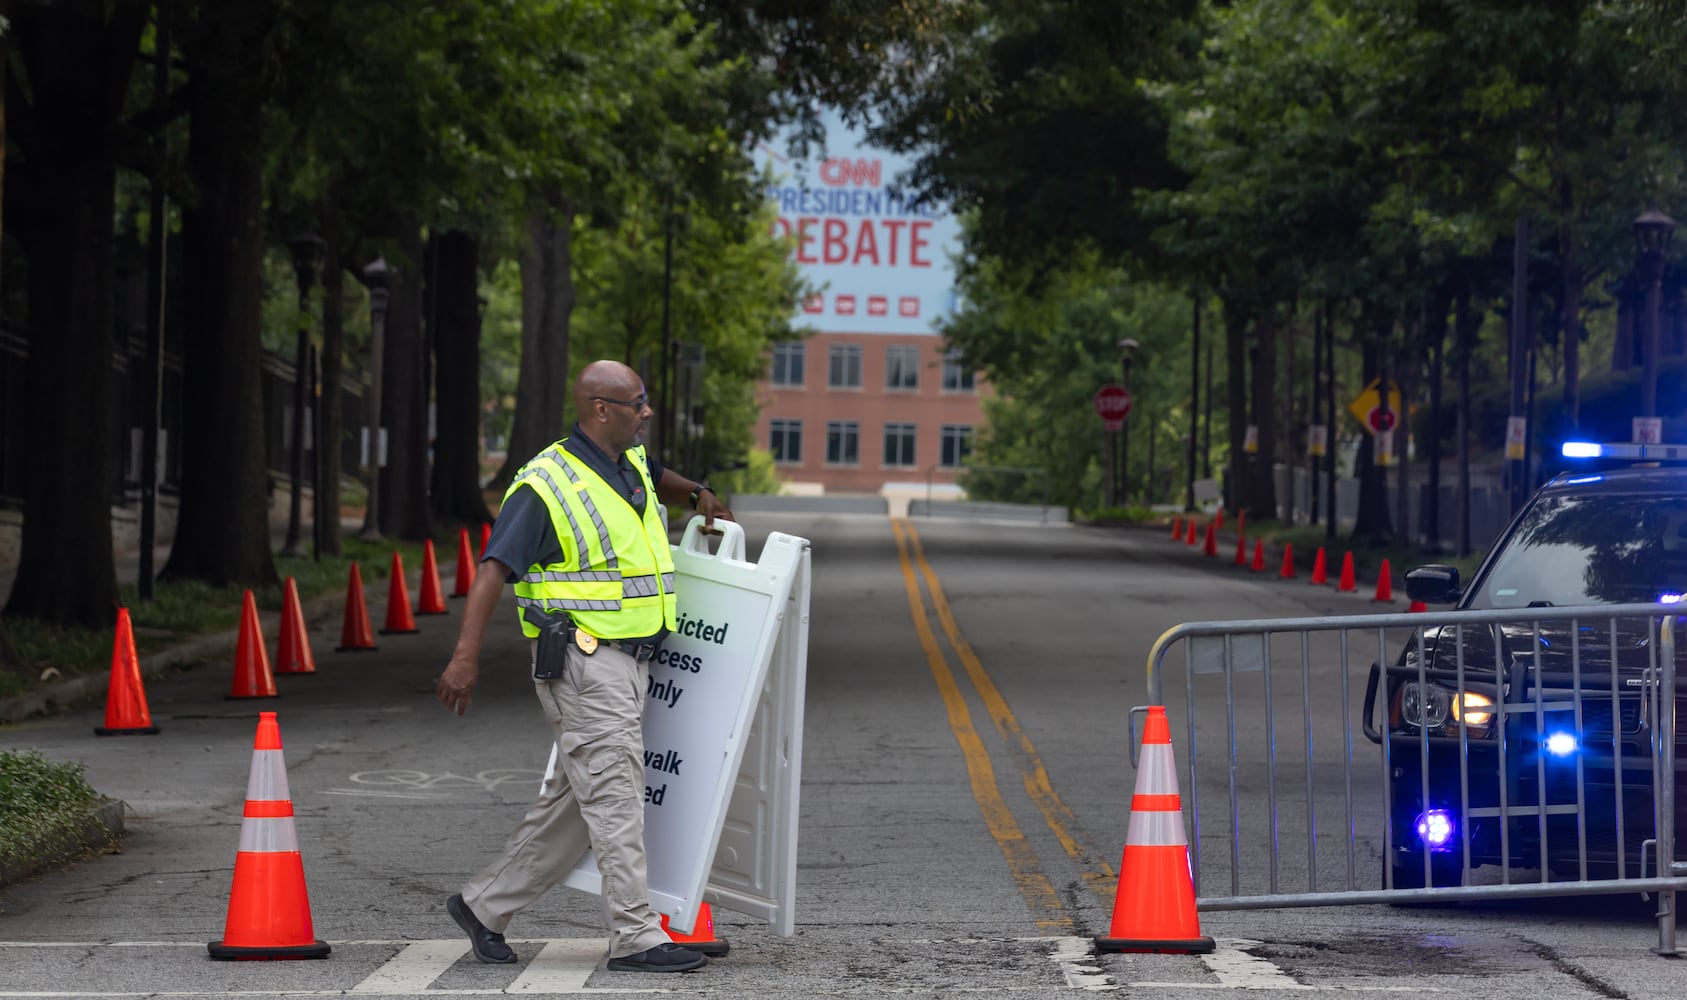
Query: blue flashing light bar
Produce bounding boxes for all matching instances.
[1561,441,1687,461]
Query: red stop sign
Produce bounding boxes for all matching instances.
[1094,385,1133,421]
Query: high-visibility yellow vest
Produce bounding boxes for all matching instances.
[504,441,677,640]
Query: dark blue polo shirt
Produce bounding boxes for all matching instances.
[483,426,666,580]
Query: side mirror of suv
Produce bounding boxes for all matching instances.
[1405,564,1461,605]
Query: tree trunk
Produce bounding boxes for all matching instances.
[162,0,280,588]
[316,194,345,556]
[1223,299,1249,513]
[3,1,144,627]
[377,221,431,540]
[1426,291,1449,552]
[493,188,576,487]
[1560,240,1584,432]
[1353,310,1394,543]
[1248,313,1277,523]
[1455,276,1477,558]
[430,230,493,526]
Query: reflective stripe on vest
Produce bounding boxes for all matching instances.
[504,442,676,639]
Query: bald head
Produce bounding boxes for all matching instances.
[574,360,642,415]
[574,360,651,457]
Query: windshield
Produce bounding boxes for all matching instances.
[1466,493,1687,609]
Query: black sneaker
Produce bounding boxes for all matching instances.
[606,942,708,973]
[447,894,516,964]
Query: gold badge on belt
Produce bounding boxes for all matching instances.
[573,629,599,654]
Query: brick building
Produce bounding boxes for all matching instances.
[756,331,987,494]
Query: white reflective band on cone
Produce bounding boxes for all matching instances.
[1125,810,1190,847]
[237,816,301,854]
[1134,744,1180,796]
[246,750,291,803]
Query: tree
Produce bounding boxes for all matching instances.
[162,0,283,588]
[429,230,492,525]
[3,0,147,626]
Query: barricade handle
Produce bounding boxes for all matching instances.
[1127,705,1151,769]
[680,515,747,562]
[1361,661,1383,745]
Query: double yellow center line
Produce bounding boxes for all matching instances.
[889,518,1119,933]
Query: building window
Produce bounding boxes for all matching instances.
[883,422,917,468]
[826,420,860,465]
[940,424,973,468]
[828,344,863,388]
[770,419,802,464]
[770,342,805,387]
[941,351,976,392]
[885,345,920,391]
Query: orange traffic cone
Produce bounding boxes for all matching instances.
[479,522,492,561]
[1232,522,1247,566]
[1408,600,1428,613]
[416,540,448,616]
[662,900,730,957]
[1309,547,1329,585]
[451,527,475,598]
[1170,516,1183,541]
[208,712,330,960]
[1279,542,1296,579]
[1095,706,1214,954]
[95,608,158,736]
[1213,509,1223,532]
[274,578,316,676]
[1237,509,1246,536]
[380,552,420,635]
[1373,558,1395,602]
[1249,539,1265,572]
[1202,518,1218,557]
[335,563,378,652]
[1185,519,1198,545]
[1337,551,1357,593]
[229,591,278,700]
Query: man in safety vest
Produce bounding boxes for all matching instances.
[435,359,734,973]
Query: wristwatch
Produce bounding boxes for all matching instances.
[689,484,714,509]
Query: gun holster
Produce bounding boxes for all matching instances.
[532,615,574,681]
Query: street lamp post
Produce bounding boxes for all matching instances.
[282,233,326,558]
[360,256,391,541]
[1118,337,1140,505]
[1635,209,1677,424]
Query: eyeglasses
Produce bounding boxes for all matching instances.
[592,394,649,410]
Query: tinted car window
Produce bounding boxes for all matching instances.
[1466,493,1687,609]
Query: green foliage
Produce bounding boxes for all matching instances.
[712,448,782,499]
[0,751,103,876]
[945,247,1217,510]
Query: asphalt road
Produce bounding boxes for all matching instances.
[1,511,1684,998]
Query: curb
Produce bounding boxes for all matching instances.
[0,797,127,887]
[0,587,362,726]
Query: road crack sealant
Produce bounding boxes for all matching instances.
[1518,937,1630,999]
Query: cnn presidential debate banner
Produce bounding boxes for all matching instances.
[757,115,962,336]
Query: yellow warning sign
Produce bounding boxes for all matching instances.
[1347,380,1403,436]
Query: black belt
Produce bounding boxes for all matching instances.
[605,636,664,661]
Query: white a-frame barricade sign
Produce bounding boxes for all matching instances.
[546,517,811,935]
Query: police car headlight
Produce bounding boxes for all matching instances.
[1395,682,1493,737]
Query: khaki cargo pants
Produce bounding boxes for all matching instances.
[460,640,669,959]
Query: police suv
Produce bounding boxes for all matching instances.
[1366,440,1687,890]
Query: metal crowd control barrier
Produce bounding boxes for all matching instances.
[1133,605,1687,954]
